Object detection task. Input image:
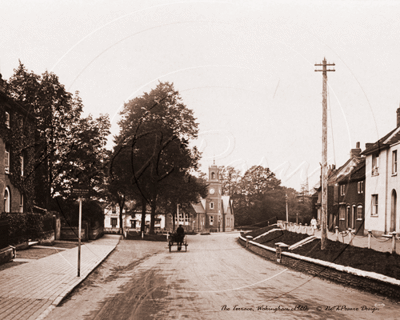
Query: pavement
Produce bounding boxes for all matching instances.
[0,234,121,320]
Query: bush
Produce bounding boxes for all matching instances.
[0,212,53,244]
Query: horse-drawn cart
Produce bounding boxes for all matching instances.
[168,233,188,252]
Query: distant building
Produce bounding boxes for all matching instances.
[187,162,235,233]
[0,74,35,213]
[103,202,165,233]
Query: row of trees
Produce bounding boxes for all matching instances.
[5,61,310,233]
[218,165,313,227]
[6,63,207,233]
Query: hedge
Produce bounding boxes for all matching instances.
[0,212,53,244]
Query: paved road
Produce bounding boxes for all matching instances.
[45,232,399,319]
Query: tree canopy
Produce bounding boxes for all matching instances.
[109,81,205,233]
[7,61,110,215]
[218,165,312,227]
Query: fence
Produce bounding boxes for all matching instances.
[277,220,399,254]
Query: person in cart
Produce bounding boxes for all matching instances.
[176,224,185,244]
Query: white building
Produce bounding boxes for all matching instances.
[362,107,400,235]
[104,203,165,233]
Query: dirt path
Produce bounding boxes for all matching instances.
[45,232,400,319]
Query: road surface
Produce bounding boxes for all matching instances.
[45,232,399,319]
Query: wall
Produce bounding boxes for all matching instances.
[239,237,400,300]
[365,152,387,235]
[387,144,400,233]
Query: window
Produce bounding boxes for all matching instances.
[339,206,345,220]
[209,215,214,225]
[393,150,398,174]
[4,187,10,213]
[371,195,378,216]
[111,218,118,227]
[20,154,24,176]
[111,205,116,213]
[210,202,214,209]
[340,184,345,196]
[211,172,215,179]
[5,112,10,128]
[19,193,24,213]
[5,146,10,174]
[131,220,136,228]
[372,154,379,175]
[357,181,364,194]
[357,205,363,220]
[179,213,183,222]
[185,214,188,223]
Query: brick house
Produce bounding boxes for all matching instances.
[334,159,365,234]
[327,142,365,234]
[361,107,400,236]
[0,74,35,213]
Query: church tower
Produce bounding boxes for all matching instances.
[206,161,222,230]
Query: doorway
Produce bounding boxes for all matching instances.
[390,189,397,232]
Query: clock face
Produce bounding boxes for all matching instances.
[209,188,215,194]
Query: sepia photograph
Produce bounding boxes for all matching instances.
[0,0,399,319]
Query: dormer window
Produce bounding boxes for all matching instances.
[5,112,10,128]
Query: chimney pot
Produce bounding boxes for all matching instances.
[350,142,362,158]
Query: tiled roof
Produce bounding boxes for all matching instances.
[362,127,400,155]
[336,158,365,183]
[192,201,205,214]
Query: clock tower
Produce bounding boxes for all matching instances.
[206,161,222,230]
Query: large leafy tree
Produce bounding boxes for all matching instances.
[7,62,110,210]
[111,81,202,233]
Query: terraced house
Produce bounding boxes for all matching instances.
[0,74,35,213]
[362,107,400,236]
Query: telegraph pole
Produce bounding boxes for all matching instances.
[315,58,335,250]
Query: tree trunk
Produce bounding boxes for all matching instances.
[141,196,146,233]
[171,201,177,232]
[149,197,157,234]
[119,197,125,236]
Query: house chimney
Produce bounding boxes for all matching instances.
[365,142,373,149]
[350,141,361,158]
[397,107,400,127]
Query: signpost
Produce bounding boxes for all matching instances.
[72,185,89,277]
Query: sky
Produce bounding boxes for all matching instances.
[1,0,399,192]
